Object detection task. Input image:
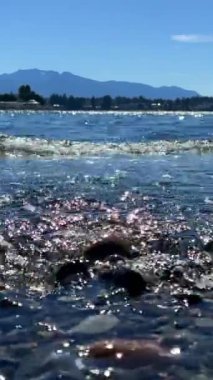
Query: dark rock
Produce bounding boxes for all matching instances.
[99,267,147,297]
[0,297,22,308]
[94,294,110,307]
[83,338,175,369]
[114,269,147,296]
[107,254,126,264]
[148,236,180,255]
[173,292,202,305]
[172,266,184,279]
[159,265,185,283]
[84,237,131,262]
[0,248,6,266]
[98,267,115,282]
[204,240,213,253]
[159,268,172,281]
[0,235,10,265]
[55,259,89,285]
[170,266,185,283]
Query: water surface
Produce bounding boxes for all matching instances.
[0,111,212,379]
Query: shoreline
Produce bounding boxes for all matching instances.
[0,107,211,115]
[0,102,212,114]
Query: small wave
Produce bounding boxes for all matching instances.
[0,134,213,158]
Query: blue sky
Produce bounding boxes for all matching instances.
[1,0,213,95]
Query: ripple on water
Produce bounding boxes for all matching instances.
[0,112,212,378]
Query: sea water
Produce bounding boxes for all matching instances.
[0,111,212,379]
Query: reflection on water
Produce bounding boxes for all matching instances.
[0,112,212,379]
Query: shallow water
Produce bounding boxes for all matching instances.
[0,111,212,379]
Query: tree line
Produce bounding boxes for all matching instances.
[1,85,213,111]
[0,85,45,105]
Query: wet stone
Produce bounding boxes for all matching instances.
[0,235,10,266]
[0,282,5,291]
[106,254,126,264]
[204,240,213,253]
[99,267,147,297]
[0,297,22,308]
[55,259,89,286]
[81,338,177,370]
[158,265,185,282]
[0,248,6,266]
[159,268,172,281]
[84,237,132,262]
[172,266,184,280]
[94,293,110,307]
[173,292,203,306]
[148,236,180,255]
[195,275,213,290]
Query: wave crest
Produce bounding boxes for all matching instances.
[0,134,213,158]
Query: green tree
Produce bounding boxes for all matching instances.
[101,95,112,110]
[30,91,45,105]
[0,93,17,102]
[18,85,45,105]
[91,96,96,109]
[18,85,32,101]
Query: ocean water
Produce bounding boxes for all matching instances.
[0,110,212,379]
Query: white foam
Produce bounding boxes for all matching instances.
[0,134,213,158]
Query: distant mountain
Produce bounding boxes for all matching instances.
[0,69,199,99]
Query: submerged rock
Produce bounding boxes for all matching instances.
[82,338,179,369]
[84,236,131,262]
[69,314,119,335]
[55,260,89,286]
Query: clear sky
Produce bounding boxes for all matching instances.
[1,0,213,95]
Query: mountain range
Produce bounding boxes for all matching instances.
[0,69,199,99]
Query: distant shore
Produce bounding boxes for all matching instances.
[0,102,213,113]
[1,84,213,111]
[0,101,54,111]
[0,101,213,113]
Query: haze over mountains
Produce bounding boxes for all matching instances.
[0,69,199,100]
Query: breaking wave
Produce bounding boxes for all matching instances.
[0,134,213,158]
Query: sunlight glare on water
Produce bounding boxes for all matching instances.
[0,111,212,379]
